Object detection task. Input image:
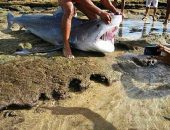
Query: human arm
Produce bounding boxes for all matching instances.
[100,0,120,14]
[81,0,112,24]
[156,44,170,65]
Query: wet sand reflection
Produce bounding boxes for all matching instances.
[118,19,170,40]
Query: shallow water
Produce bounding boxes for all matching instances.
[118,18,170,40]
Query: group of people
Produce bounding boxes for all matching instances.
[142,0,170,25]
[59,0,170,58]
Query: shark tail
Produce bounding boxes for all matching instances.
[7,12,14,30]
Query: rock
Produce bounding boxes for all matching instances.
[3,111,17,118]
[0,57,117,110]
[17,43,32,50]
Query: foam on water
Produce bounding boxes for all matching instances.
[118,18,170,40]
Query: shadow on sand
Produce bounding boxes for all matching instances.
[42,106,116,130]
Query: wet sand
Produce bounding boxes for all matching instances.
[0,6,170,130]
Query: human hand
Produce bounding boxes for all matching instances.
[114,10,121,15]
[99,11,111,24]
[156,45,170,65]
[111,9,124,19]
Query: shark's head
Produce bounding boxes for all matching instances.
[70,14,122,53]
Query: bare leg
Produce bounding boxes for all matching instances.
[142,7,149,20]
[121,0,125,14]
[153,7,157,21]
[60,1,75,58]
[164,0,170,25]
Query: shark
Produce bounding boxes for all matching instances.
[7,8,122,53]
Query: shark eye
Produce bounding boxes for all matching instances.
[96,24,100,28]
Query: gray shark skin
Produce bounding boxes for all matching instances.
[7,8,122,53]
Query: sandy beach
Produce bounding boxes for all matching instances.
[0,1,170,130]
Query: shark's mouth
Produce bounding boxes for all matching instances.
[91,26,119,53]
[99,27,118,41]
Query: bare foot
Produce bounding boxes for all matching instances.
[122,13,128,19]
[163,20,168,25]
[153,16,157,21]
[142,16,147,21]
[63,48,74,59]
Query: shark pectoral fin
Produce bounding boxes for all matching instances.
[7,12,14,29]
[14,49,32,55]
[19,26,24,31]
[25,30,31,33]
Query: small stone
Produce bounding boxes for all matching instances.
[3,111,17,118]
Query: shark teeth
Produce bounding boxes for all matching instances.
[100,26,118,41]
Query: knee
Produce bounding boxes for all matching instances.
[63,6,75,19]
